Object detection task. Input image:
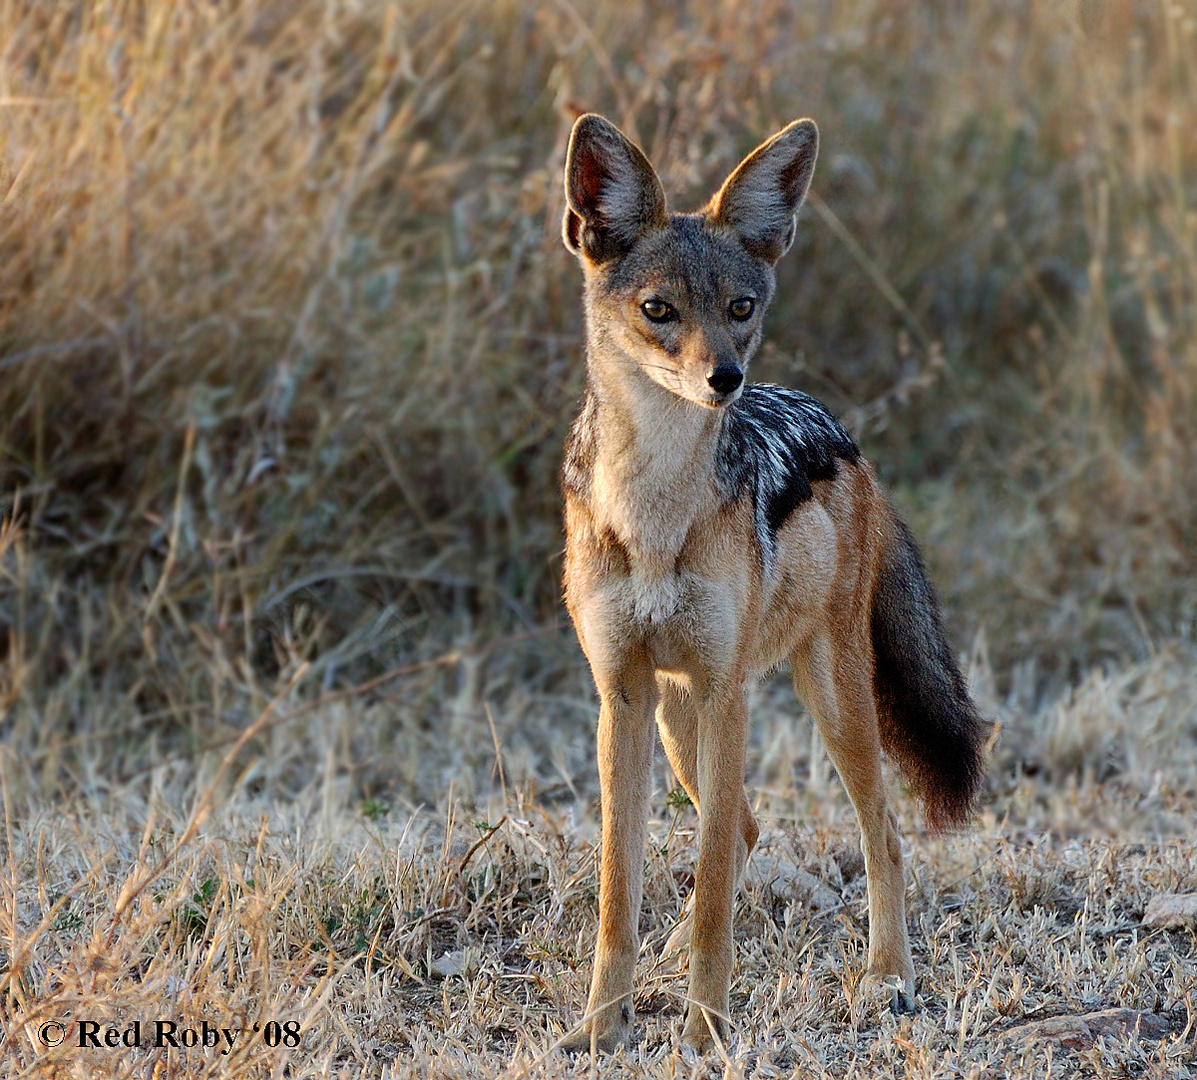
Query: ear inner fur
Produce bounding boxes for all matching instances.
[563,113,667,263]
[710,118,819,263]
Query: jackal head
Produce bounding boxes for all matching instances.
[563,114,817,409]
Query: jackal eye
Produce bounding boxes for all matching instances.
[640,298,675,323]
[729,297,755,321]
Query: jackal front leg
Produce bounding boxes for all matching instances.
[563,661,657,1053]
[656,678,758,963]
[676,684,750,1051]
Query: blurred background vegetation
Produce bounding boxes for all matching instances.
[1,0,1195,808]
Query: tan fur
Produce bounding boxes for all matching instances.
[559,114,937,1053]
[565,448,911,1051]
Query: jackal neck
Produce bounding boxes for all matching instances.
[563,353,724,575]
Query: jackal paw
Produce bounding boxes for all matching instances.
[559,1002,633,1054]
[890,986,917,1015]
[862,972,918,1017]
[681,1004,730,1052]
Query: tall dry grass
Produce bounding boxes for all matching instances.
[1,1,1194,739]
[1,2,1197,1075]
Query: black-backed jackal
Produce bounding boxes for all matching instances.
[559,113,987,1052]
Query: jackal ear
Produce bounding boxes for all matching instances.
[709,119,819,264]
[563,114,667,263]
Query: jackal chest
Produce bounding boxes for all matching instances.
[576,564,741,675]
[566,421,754,672]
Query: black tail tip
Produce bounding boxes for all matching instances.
[908,707,995,833]
[872,518,992,834]
[890,694,991,838]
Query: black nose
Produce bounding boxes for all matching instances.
[707,364,743,395]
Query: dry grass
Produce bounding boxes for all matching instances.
[2,645,1196,1078]
[2,0,1197,1076]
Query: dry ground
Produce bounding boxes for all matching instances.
[2,639,1196,1078]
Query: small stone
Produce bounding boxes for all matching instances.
[1000,1014,1092,1050]
[996,1009,1167,1051]
[1083,1009,1169,1040]
[1143,893,1197,929]
[750,850,841,911]
[431,949,468,978]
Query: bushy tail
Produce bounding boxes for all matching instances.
[871,517,987,831]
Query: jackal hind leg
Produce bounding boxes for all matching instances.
[655,677,758,964]
[791,632,917,1014]
[561,661,657,1053]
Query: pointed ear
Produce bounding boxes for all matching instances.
[708,119,819,264]
[562,114,667,264]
